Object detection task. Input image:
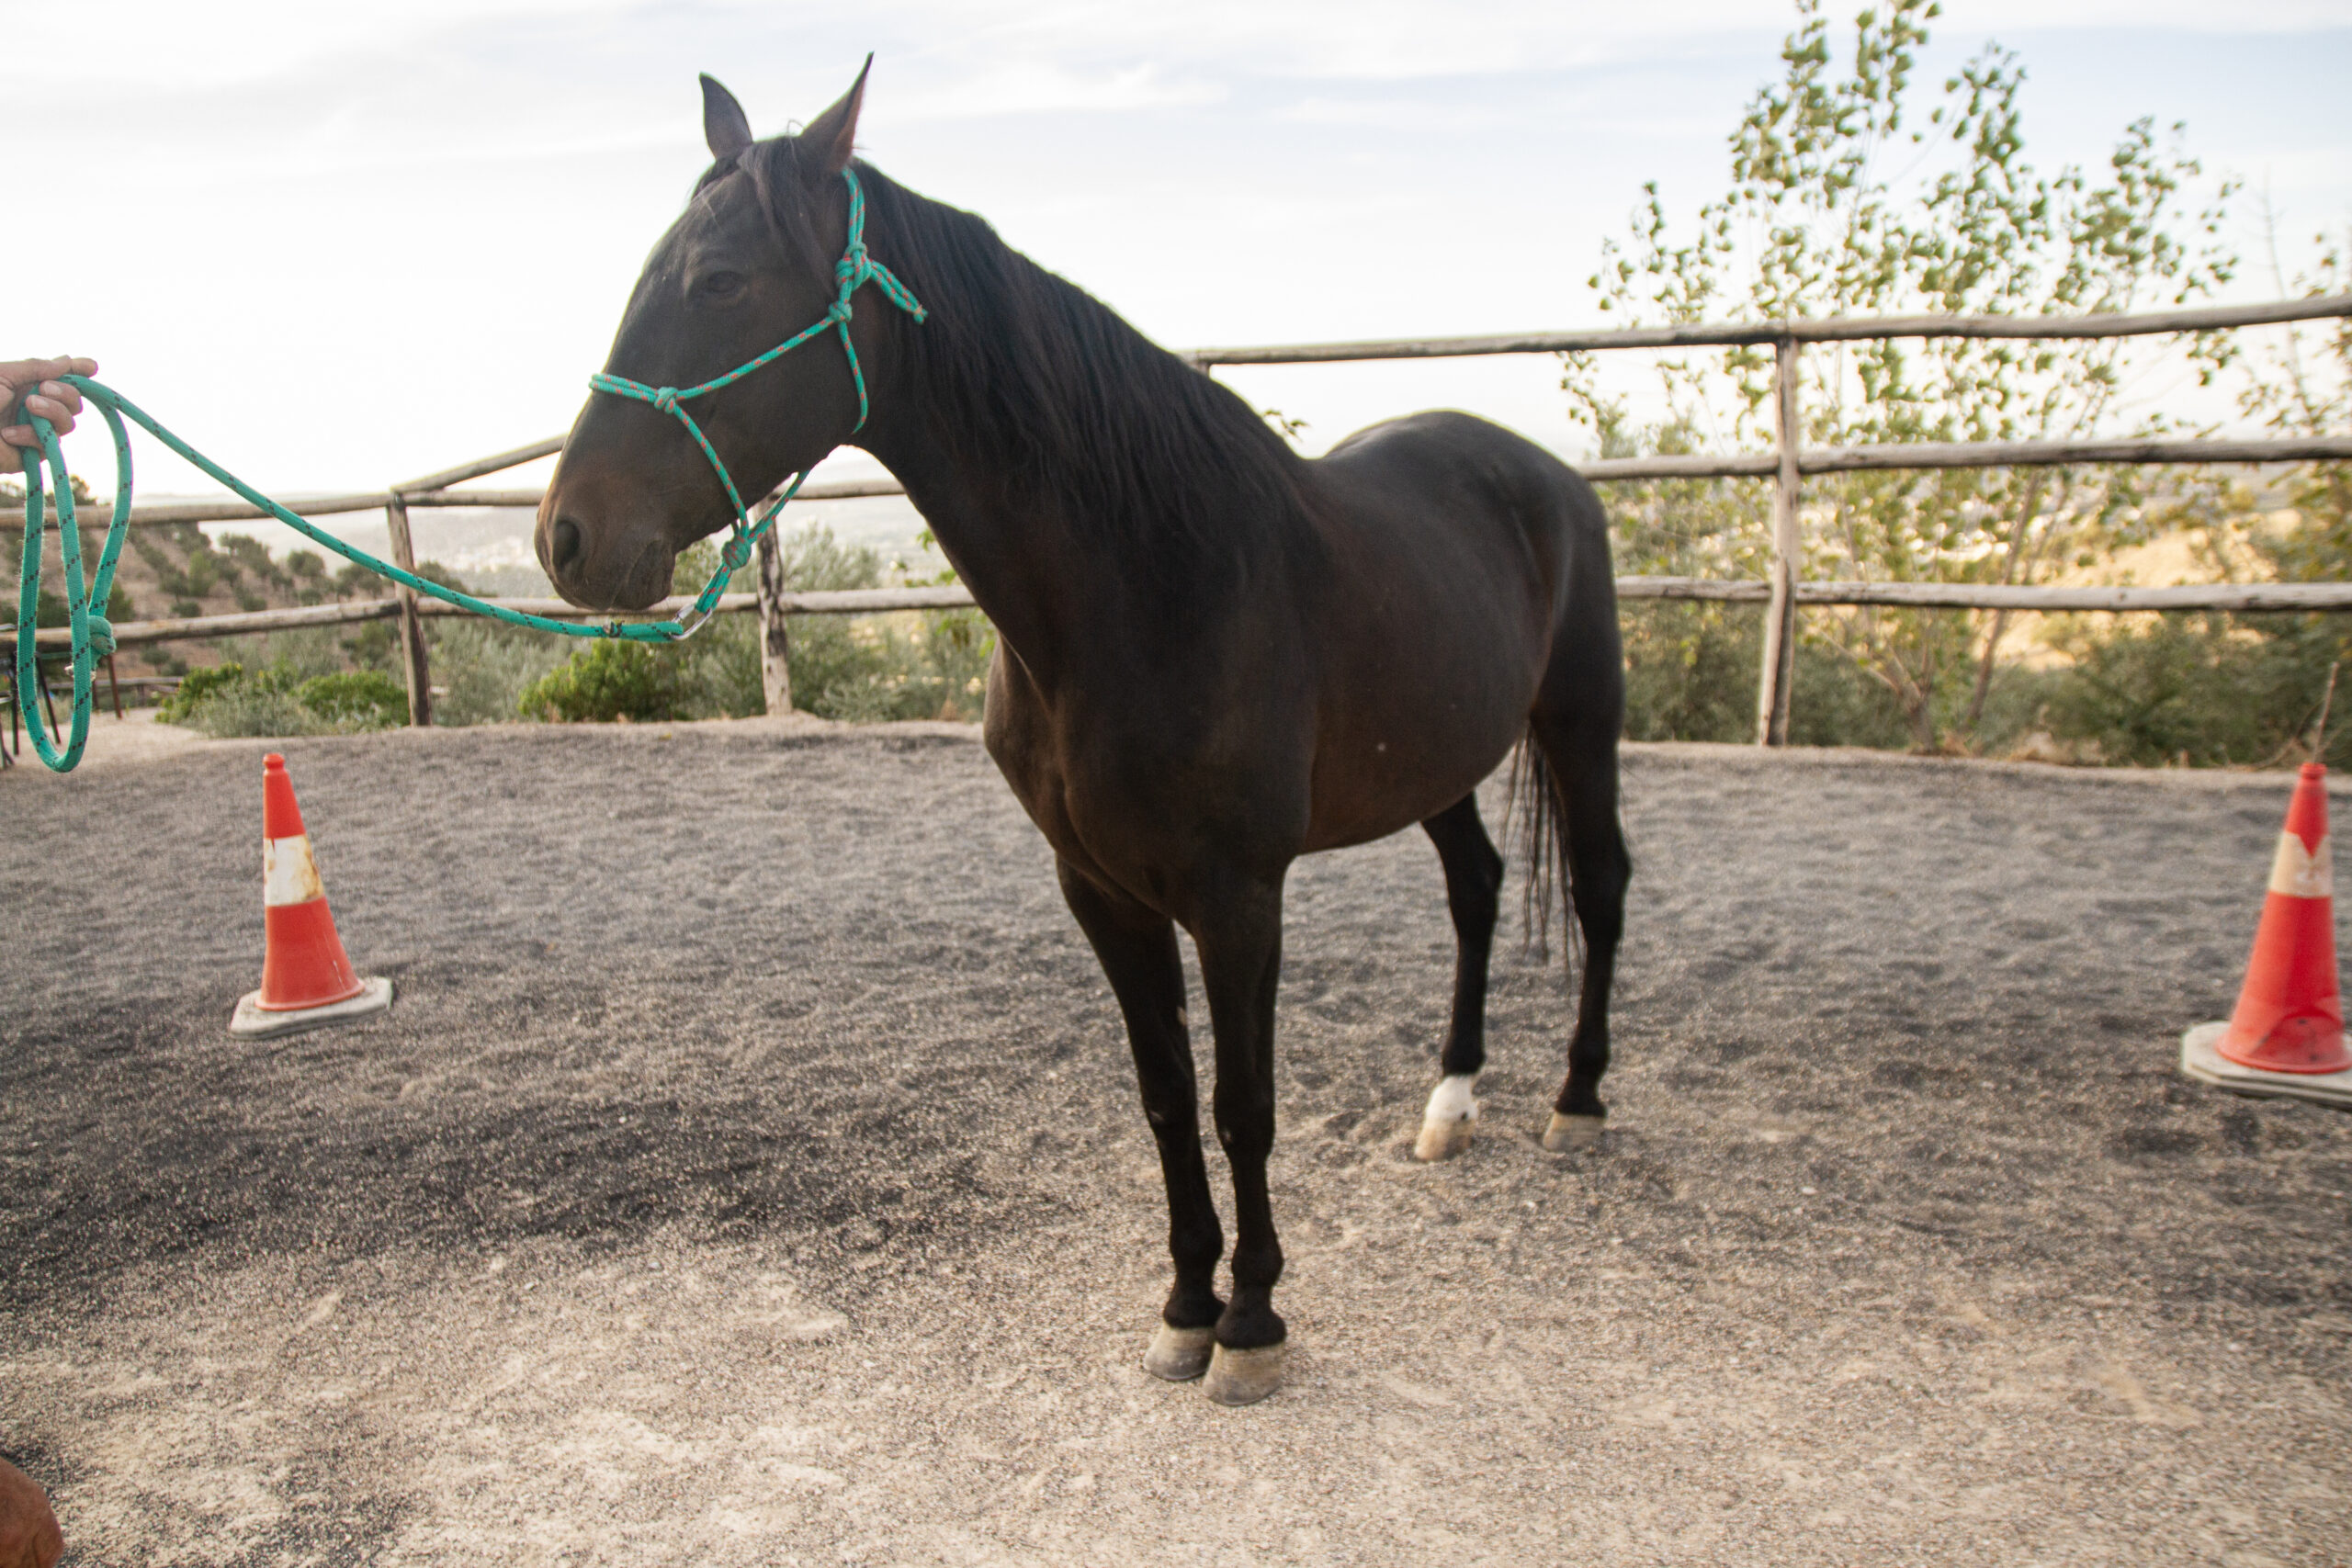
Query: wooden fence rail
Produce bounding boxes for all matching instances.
[1181,293,2352,364]
[15,293,2350,737]
[8,474,916,531]
[33,432,2348,533]
[32,578,2352,655]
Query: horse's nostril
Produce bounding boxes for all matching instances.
[549,515,583,575]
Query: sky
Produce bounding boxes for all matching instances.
[6,0,2349,529]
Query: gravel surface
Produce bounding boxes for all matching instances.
[2,720,2346,1566]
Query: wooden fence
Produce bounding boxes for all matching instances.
[20,291,2352,741]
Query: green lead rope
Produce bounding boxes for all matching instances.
[6,168,924,774]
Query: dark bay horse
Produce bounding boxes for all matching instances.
[539,65,1630,1405]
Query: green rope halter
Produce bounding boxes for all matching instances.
[590,167,923,531]
[6,167,923,774]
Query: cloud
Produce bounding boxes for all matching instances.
[1,0,640,87]
[14,1,2340,109]
[879,60,1221,122]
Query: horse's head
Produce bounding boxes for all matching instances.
[537,65,876,611]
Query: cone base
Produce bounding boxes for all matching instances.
[230,976,393,1040]
[2217,1014,2352,1075]
[2180,1021,2352,1110]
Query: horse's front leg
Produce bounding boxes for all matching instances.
[1192,866,1290,1405]
[1055,858,1226,1381]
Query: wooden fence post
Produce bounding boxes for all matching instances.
[383,497,432,727]
[755,528,793,715]
[1754,334,1803,746]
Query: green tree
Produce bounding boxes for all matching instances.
[2025,225,2352,768]
[1567,0,2238,749]
[2240,225,2352,579]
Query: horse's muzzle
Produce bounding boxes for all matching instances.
[535,492,675,613]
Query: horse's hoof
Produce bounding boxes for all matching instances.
[1413,1118,1474,1162]
[1542,1112,1605,1153]
[1413,1074,1479,1162]
[1203,1341,1286,1406]
[1142,1322,1215,1382]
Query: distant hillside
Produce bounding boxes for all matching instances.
[1,478,514,681]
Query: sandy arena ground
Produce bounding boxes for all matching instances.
[2,719,2346,1565]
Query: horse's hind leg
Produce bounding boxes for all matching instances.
[1529,697,1631,1153]
[1055,859,1226,1382]
[1413,793,1504,1161]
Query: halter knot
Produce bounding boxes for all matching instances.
[650,387,684,415]
[836,241,869,290]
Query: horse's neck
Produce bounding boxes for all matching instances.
[854,408,1102,696]
[856,351,1203,695]
[847,193,1305,692]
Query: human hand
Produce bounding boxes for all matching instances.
[0,1457,62,1568]
[1,357,99,450]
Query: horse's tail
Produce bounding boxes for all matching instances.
[1506,728,1580,976]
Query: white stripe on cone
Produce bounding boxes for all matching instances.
[2267,832,2333,900]
[263,834,326,908]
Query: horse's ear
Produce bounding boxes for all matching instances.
[701,73,755,163]
[796,55,872,184]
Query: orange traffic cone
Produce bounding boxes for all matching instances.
[228,752,393,1039]
[2181,762,2352,1107]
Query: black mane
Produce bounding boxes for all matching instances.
[847,160,1308,558]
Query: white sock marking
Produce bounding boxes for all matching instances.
[1422,1073,1479,1128]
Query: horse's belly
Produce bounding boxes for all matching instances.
[984,652,1318,907]
[1301,668,1533,850]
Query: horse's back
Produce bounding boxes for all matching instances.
[1291,411,1612,847]
[1316,410,1605,559]
[1306,409,1611,649]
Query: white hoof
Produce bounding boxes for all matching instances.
[1542,1111,1604,1153]
[1413,1074,1479,1162]
[1142,1322,1215,1382]
[1202,1342,1286,1406]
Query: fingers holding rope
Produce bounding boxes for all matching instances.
[2,357,98,448]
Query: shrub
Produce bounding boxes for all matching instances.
[771,525,995,722]
[774,607,993,724]
[517,639,693,723]
[297,670,407,728]
[156,661,256,724]
[178,682,335,739]
[247,624,374,684]
[428,619,570,728]
[158,660,405,738]
[502,525,999,728]
[2032,609,2351,770]
[1621,601,1917,750]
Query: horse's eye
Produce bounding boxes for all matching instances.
[699,271,745,299]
